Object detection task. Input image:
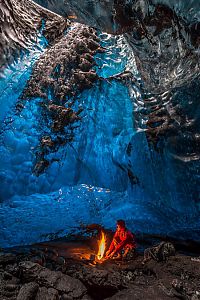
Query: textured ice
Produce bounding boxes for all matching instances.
[0,0,200,247]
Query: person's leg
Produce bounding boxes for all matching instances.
[123,246,130,257]
[123,244,135,260]
[110,240,123,259]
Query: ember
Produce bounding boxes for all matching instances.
[97,231,106,260]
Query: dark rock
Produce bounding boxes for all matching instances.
[0,289,19,299]
[2,243,200,300]
[121,271,135,284]
[37,268,61,287]
[0,253,16,265]
[5,283,18,291]
[105,286,172,300]
[54,256,66,265]
[61,295,73,300]
[56,274,87,298]
[19,261,42,282]
[71,265,125,294]
[0,268,21,299]
[17,282,39,300]
[48,288,59,300]
[35,287,59,300]
[30,256,44,266]
[19,261,87,299]
[3,271,13,280]
[107,272,125,290]
[44,262,53,270]
[5,263,20,277]
[61,294,92,300]
[143,242,175,263]
[82,295,93,300]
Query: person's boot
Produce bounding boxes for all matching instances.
[123,248,136,261]
[113,253,122,260]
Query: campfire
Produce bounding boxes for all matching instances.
[36,229,108,265]
[97,231,106,261]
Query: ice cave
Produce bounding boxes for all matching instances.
[0,0,200,250]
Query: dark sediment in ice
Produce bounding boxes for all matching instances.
[18,23,102,175]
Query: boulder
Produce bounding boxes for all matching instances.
[19,261,41,282]
[37,268,61,288]
[35,287,59,300]
[19,261,87,299]
[71,265,124,291]
[17,282,39,300]
[56,274,87,298]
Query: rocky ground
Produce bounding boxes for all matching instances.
[0,238,200,300]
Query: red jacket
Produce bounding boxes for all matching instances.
[109,228,136,254]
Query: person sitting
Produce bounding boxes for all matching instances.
[105,219,136,259]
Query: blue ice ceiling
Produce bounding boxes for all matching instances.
[0,0,200,248]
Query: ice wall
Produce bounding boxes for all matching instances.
[0,0,200,248]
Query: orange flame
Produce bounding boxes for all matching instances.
[97,231,106,260]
